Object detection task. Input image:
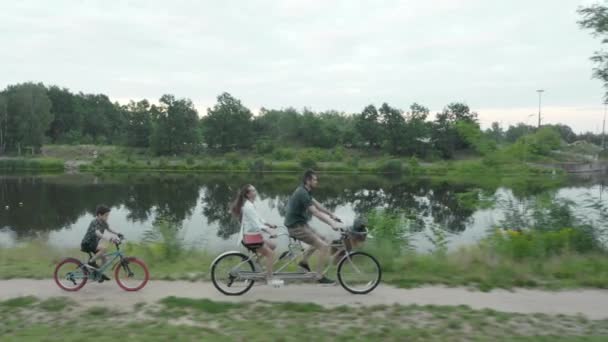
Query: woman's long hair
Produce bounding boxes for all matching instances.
[230,184,252,223]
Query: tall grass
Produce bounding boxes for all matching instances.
[3,205,607,289]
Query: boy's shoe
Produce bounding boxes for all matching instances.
[98,274,110,283]
[297,261,311,272]
[318,276,336,285]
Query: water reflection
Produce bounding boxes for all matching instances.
[0,172,605,250]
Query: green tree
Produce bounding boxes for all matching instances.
[299,110,340,148]
[455,121,497,156]
[202,93,253,150]
[151,95,200,155]
[505,123,535,143]
[355,105,382,148]
[46,86,80,143]
[0,94,7,153]
[2,83,53,153]
[432,103,478,158]
[76,93,126,144]
[528,126,562,156]
[486,122,504,144]
[379,103,406,155]
[578,3,608,100]
[544,124,576,143]
[403,103,431,156]
[125,100,153,148]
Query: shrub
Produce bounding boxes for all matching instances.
[299,156,317,169]
[249,158,266,172]
[490,228,599,260]
[272,148,295,161]
[378,159,403,174]
[255,139,275,154]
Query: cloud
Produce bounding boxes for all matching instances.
[0,0,604,132]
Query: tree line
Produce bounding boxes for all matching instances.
[0,82,602,157]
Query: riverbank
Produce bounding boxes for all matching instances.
[0,144,568,181]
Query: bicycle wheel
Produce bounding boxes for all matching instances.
[211,252,256,296]
[337,251,381,294]
[54,258,89,291]
[115,257,150,291]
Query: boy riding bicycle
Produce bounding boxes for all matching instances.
[80,205,123,282]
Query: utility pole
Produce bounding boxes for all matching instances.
[536,89,544,128]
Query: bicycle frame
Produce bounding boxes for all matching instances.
[75,244,127,280]
[218,228,366,282]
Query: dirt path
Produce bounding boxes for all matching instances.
[2,279,608,318]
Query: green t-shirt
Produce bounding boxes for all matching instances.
[284,185,313,228]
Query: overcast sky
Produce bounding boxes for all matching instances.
[1,0,606,133]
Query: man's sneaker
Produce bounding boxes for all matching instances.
[267,278,284,288]
[298,261,311,272]
[318,276,336,285]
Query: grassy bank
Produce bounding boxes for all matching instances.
[2,227,607,291]
[19,144,564,179]
[0,158,64,172]
[1,295,607,341]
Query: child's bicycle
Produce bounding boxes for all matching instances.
[210,223,381,296]
[53,237,150,292]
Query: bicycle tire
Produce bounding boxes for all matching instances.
[114,257,150,291]
[337,251,382,295]
[54,258,89,291]
[211,252,256,296]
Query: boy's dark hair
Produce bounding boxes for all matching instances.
[95,205,111,216]
[302,169,317,184]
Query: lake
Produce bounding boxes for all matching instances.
[0,172,606,252]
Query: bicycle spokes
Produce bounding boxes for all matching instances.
[211,253,256,296]
[54,259,88,291]
[114,258,149,291]
[337,252,381,294]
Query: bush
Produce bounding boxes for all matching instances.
[299,156,317,169]
[272,148,295,161]
[490,228,599,260]
[249,158,266,172]
[158,158,169,169]
[62,130,82,145]
[378,159,403,174]
[332,146,345,162]
[407,156,422,176]
[255,139,275,154]
[224,152,240,165]
[141,219,186,261]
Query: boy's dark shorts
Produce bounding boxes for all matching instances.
[81,241,98,253]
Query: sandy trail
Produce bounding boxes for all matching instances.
[1,279,607,318]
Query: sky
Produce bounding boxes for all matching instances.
[1,0,607,133]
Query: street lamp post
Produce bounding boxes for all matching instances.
[603,102,606,151]
[536,89,544,128]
